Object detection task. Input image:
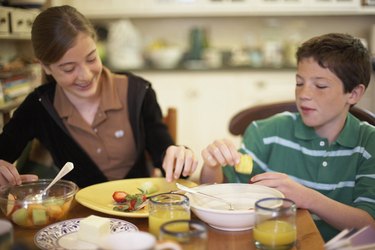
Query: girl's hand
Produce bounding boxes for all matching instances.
[0,160,38,186]
[162,145,199,182]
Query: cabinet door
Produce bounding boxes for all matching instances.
[140,71,295,158]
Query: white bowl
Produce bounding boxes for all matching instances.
[148,47,183,69]
[187,183,284,231]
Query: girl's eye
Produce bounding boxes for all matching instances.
[62,67,75,73]
[87,55,97,63]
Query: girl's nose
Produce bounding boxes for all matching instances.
[77,65,92,82]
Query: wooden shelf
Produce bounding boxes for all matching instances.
[0,34,31,40]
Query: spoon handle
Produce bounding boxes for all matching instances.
[42,162,74,194]
[176,183,234,209]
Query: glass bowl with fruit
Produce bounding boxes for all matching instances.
[0,179,78,228]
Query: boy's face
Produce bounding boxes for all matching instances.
[295,57,360,138]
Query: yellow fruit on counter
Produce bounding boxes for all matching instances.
[235,154,253,174]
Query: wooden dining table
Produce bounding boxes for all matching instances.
[3,199,325,250]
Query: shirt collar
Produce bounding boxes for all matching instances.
[54,66,123,119]
[294,112,360,147]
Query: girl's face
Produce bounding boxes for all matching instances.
[41,33,102,101]
[295,57,363,139]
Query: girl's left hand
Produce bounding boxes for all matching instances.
[162,145,199,182]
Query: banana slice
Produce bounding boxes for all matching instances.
[235,154,253,174]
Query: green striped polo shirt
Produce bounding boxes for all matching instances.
[223,111,375,241]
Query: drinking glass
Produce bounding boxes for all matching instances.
[253,197,297,250]
[149,193,190,237]
[0,219,13,250]
[159,220,207,250]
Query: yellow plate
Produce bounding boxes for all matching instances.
[75,177,197,218]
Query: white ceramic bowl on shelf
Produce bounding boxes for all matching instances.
[186,183,284,231]
[148,47,183,69]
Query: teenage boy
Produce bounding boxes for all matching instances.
[200,33,375,241]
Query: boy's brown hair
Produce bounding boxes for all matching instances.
[296,33,371,93]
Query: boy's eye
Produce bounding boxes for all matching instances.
[316,84,328,89]
[296,82,303,87]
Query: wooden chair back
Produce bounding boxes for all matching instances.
[229,101,375,136]
[163,107,177,143]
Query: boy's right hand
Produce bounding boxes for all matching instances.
[0,160,38,186]
[201,139,241,168]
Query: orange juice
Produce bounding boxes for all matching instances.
[253,220,296,249]
[149,209,190,237]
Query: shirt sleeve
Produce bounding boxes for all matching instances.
[352,129,375,218]
[222,120,269,183]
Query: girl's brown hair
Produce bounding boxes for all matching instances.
[31,5,97,82]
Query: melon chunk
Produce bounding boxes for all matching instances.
[11,208,28,226]
[32,208,48,225]
[235,154,253,174]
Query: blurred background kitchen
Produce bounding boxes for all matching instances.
[1,0,375,179]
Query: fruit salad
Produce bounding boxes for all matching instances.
[112,191,147,212]
[5,193,72,228]
[112,181,159,212]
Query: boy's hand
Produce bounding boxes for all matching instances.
[251,172,313,209]
[201,139,241,168]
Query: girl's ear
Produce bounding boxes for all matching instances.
[39,61,52,75]
[348,84,366,105]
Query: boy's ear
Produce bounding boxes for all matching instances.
[348,84,366,105]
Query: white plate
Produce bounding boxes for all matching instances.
[34,218,138,250]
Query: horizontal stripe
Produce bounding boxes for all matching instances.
[241,144,355,191]
[291,176,355,191]
[263,136,371,159]
[356,174,375,180]
[354,197,375,204]
[311,214,321,221]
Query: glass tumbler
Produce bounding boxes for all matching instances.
[253,197,297,250]
[159,220,207,250]
[149,193,190,237]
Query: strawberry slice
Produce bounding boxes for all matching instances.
[112,191,128,203]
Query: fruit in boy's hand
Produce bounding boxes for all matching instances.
[235,154,253,174]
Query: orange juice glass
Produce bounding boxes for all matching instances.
[148,193,190,237]
[160,220,207,250]
[253,198,296,250]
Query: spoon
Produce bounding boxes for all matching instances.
[26,162,74,202]
[176,183,234,210]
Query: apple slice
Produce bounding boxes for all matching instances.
[6,193,16,216]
